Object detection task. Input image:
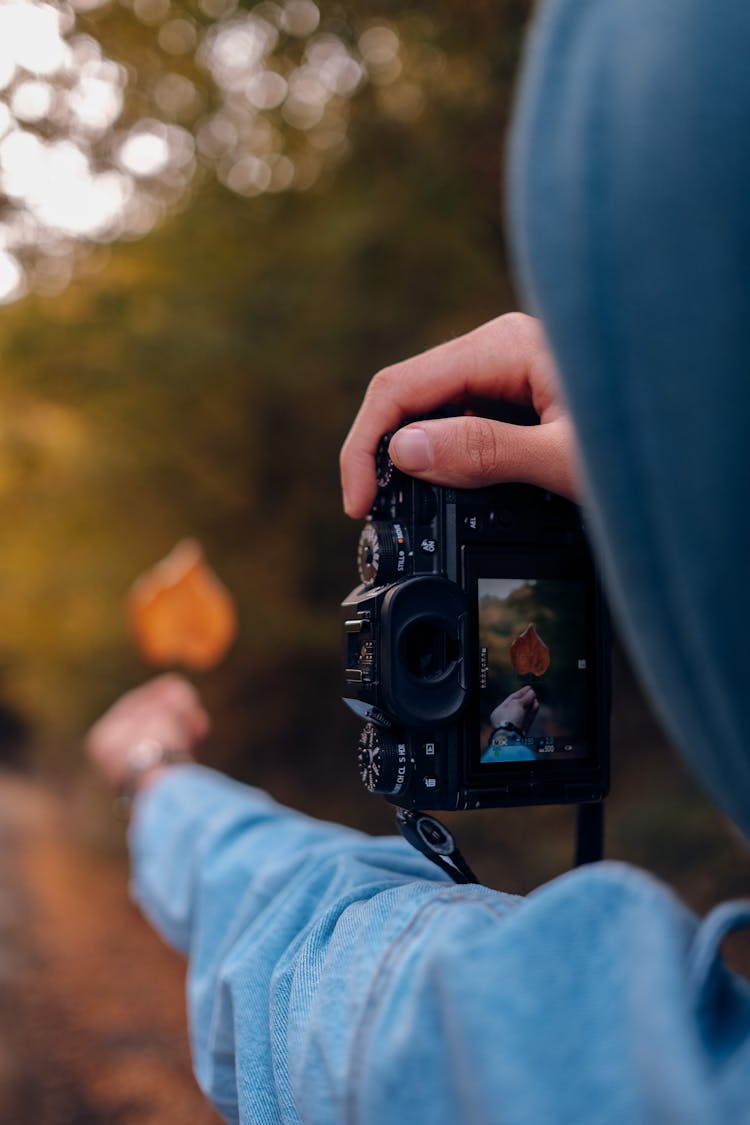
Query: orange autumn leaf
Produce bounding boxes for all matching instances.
[128,539,237,671]
[510,623,550,677]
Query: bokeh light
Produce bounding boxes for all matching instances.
[0,245,24,301]
[0,0,422,302]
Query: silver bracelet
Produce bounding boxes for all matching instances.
[116,738,189,815]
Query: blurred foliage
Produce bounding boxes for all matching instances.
[0,0,525,751]
[0,0,747,914]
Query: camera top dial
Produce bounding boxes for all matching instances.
[374,433,395,487]
[357,521,410,586]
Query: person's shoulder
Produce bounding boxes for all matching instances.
[349,862,748,1125]
[406,859,695,962]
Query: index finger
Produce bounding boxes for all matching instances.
[339,313,554,518]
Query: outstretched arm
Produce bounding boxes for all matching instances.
[86,679,745,1124]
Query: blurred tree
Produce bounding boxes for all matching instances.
[0,0,528,784]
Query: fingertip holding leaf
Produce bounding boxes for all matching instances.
[510,623,550,677]
[128,539,238,671]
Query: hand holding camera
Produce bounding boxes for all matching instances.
[340,313,609,816]
[340,312,580,519]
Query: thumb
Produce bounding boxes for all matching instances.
[387,416,580,501]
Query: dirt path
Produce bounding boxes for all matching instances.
[0,771,222,1125]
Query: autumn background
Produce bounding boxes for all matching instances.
[0,1,747,1121]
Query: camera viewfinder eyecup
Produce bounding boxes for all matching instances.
[381,576,467,726]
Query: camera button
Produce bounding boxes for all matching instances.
[416,485,437,524]
[463,514,485,533]
[423,741,436,757]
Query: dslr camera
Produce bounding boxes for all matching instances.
[341,429,610,812]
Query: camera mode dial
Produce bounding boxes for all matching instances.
[357,521,410,586]
[357,722,411,795]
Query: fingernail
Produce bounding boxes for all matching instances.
[390,428,433,472]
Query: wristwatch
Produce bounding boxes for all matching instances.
[488,720,523,745]
[116,738,190,813]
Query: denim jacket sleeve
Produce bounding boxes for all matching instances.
[129,765,750,1125]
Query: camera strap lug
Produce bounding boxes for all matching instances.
[397,802,603,887]
[396,809,480,885]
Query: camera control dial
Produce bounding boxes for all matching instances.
[374,433,395,487]
[357,722,411,794]
[357,522,410,585]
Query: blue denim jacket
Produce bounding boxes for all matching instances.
[133,774,750,1125]
[131,768,750,1123]
[131,0,750,1120]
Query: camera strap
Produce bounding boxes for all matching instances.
[575,801,604,866]
[397,802,604,886]
[396,809,480,885]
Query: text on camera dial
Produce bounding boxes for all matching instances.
[357,521,410,585]
[357,722,411,794]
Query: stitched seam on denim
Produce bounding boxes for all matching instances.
[345,892,509,1123]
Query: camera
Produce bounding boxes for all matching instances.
[341,431,610,812]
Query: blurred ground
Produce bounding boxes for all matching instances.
[0,642,748,1125]
[0,772,219,1125]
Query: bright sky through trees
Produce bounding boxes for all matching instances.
[0,0,417,303]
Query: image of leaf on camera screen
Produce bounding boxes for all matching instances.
[478,578,588,763]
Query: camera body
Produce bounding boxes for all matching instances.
[341,445,610,811]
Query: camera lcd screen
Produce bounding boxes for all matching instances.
[477,577,589,765]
